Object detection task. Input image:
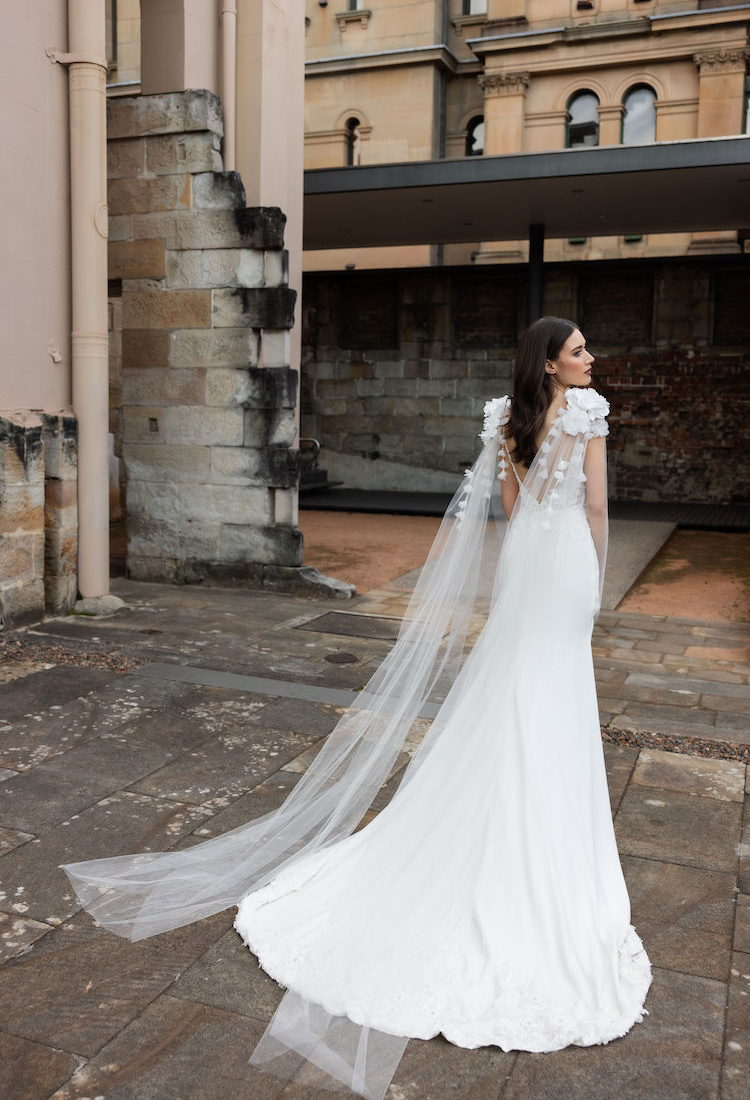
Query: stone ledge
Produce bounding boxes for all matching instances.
[107,90,224,142]
[126,556,354,598]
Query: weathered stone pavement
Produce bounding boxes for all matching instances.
[0,576,748,1100]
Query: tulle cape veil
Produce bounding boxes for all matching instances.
[62,390,609,1099]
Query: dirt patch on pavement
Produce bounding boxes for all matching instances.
[301,513,750,624]
[618,530,749,623]
[299,511,441,594]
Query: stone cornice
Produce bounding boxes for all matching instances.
[693,47,750,74]
[478,71,530,97]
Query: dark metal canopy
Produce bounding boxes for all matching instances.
[303,137,750,250]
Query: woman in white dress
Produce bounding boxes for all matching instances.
[64,317,651,1099]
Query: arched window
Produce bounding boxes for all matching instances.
[465,116,484,156]
[345,117,361,166]
[622,85,657,144]
[566,91,599,148]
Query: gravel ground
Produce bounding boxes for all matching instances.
[603,726,750,764]
[0,634,144,679]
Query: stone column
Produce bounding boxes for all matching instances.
[480,71,530,156]
[689,48,749,254]
[694,48,749,137]
[598,104,623,147]
[140,0,220,96]
[476,71,530,262]
[236,0,305,451]
[108,91,333,592]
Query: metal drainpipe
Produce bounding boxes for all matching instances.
[436,0,449,266]
[49,0,110,598]
[222,0,238,171]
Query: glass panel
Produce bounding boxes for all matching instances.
[622,86,656,144]
[567,92,599,148]
[346,119,361,166]
[466,118,484,156]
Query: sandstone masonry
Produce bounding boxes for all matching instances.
[302,260,750,504]
[0,412,78,628]
[109,90,305,588]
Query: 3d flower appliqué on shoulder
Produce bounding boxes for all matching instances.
[559,388,609,438]
[480,396,510,443]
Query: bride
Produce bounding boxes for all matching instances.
[63,316,652,1099]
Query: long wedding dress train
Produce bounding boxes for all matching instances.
[235,400,651,1057]
[63,389,651,1099]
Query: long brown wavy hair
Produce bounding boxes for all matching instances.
[506,316,577,468]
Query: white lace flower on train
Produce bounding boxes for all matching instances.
[560,388,609,438]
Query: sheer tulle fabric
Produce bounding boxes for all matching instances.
[63,389,649,1100]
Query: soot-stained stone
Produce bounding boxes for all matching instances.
[233,205,286,250]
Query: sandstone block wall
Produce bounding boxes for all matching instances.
[0,412,77,628]
[108,90,302,586]
[302,260,750,504]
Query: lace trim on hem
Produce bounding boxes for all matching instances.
[235,880,652,1055]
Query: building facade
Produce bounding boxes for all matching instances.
[0,0,313,630]
[303,0,750,269]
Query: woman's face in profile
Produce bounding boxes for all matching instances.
[547,329,595,389]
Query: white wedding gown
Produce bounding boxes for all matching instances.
[234,391,651,1070]
[63,389,651,1099]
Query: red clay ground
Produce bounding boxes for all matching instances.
[617,528,749,623]
[298,511,442,595]
[299,512,750,623]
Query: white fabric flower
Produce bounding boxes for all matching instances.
[480,396,510,442]
[559,406,589,436]
[559,388,609,438]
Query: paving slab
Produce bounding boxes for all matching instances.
[721,951,750,1100]
[0,911,53,962]
[622,856,735,982]
[0,737,171,833]
[0,790,206,924]
[740,808,750,896]
[192,770,303,839]
[602,744,639,814]
[0,667,119,724]
[0,1031,82,1100]
[388,1034,514,1100]
[47,994,280,1100]
[130,726,320,813]
[245,696,345,738]
[0,910,232,1058]
[615,786,742,874]
[171,928,284,1020]
[736,894,750,954]
[631,749,745,802]
[0,675,202,774]
[501,968,725,1100]
[0,826,34,855]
